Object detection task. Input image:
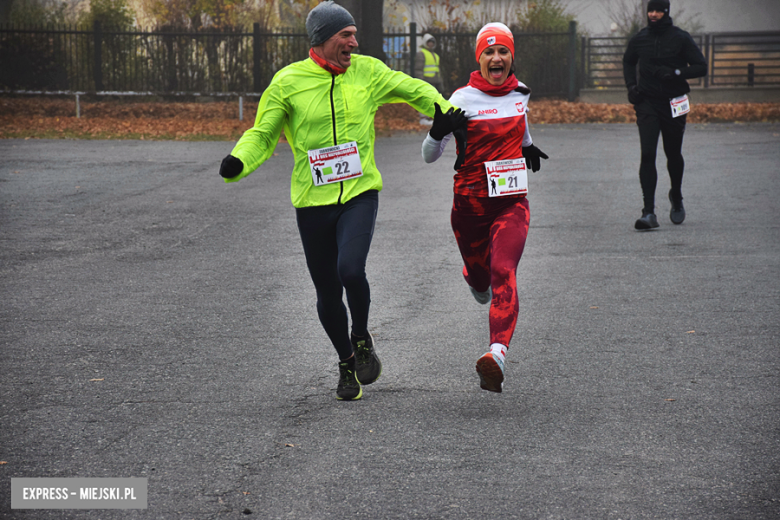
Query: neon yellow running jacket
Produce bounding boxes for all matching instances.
[226,54,453,208]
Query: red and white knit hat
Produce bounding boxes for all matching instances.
[475,22,514,62]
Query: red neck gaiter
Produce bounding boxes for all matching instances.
[468,70,519,97]
[309,48,347,75]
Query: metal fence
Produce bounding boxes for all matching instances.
[418,24,579,99]
[584,31,780,89]
[0,22,579,99]
[0,23,274,93]
[3,23,776,99]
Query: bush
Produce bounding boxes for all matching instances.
[0,31,69,89]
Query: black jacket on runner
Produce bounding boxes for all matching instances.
[623,16,707,101]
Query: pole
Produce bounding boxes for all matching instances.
[93,21,103,91]
[253,23,261,93]
[580,36,587,90]
[409,22,417,77]
[568,21,577,102]
[703,34,710,88]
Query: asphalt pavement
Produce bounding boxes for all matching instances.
[1,122,779,519]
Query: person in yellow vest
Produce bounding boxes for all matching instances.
[415,33,444,125]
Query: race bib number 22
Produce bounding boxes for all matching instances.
[308,141,364,186]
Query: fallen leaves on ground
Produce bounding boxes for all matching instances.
[530,99,780,124]
[2,96,779,141]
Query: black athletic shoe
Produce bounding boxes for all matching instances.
[669,190,685,225]
[352,332,382,385]
[336,361,362,401]
[635,210,659,230]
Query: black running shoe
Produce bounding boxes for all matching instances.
[669,190,685,225]
[352,332,382,385]
[634,210,659,230]
[336,361,362,400]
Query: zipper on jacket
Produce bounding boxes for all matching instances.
[329,74,344,205]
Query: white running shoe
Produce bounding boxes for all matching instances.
[469,285,491,305]
[476,352,504,393]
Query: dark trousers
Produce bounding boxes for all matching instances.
[635,98,687,212]
[295,190,378,360]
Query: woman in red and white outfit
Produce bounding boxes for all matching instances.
[422,22,548,393]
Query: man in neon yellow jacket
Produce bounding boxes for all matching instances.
[219,1,462,401]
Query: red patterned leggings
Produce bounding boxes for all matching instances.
[450,194,530,347]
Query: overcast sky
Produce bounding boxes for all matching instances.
[568,0,780,35]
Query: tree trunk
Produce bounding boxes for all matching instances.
[335,0,386,62]
[0,0,15,25]
[361,0,386,62]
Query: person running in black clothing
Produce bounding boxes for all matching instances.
[623,0,707,230]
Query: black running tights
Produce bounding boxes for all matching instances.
[635,99,687,212]
[295,190,378,360]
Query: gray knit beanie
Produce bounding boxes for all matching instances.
[306,1,356,47]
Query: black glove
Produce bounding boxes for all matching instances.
[453,125,468,170]
[654,65,675,80]
[627,85,643,105]
[220,154,243,179]
[522,144,548,173]
[429,102,467,141]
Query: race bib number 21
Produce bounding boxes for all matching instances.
[308,141,364,186]
[485,158,528,197]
